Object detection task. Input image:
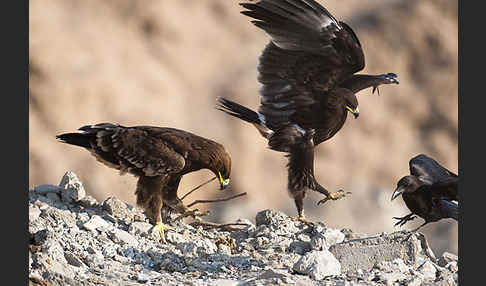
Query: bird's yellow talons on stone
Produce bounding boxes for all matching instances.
[292,216,314,225]
[152,222,170,238]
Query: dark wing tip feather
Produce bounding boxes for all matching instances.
[439,199,458,221]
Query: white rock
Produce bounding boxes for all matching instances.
[293,250,341,280]
[59,171,86,202]
[137,273,149,282]
[418,261,437,280]
[128,221,153,235]
[311,228,345,250]
[438,252,458,267]
[110,228,138,247]
[29,206,41,221]
[211,279,245,286]
[446,261,458,272]
[83,215,110,233]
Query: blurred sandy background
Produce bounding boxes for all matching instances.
[29,0,457,256]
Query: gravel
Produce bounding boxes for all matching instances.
[28,172,458,286]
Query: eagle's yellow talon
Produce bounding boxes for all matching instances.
[152,222,170,238]
[317,190,351,205]
[292,216,314,225]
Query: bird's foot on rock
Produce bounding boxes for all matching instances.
[151,222,170,242]
[317,190,351,205]
[292,216,315,226]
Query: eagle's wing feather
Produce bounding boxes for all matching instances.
[67,123,186,177]
[241,0,364,131]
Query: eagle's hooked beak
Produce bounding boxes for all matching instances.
[346,106,360,119]
[391,186,405,201]
[218,172,230,190]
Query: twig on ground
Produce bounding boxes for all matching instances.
[189,221,250,231]
[187,192,247,208]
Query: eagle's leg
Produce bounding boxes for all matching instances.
[163,176,210,222]
[135,176,170,240]
[392,213,417,227]
[290,189,314,225]
[314,184,351,206]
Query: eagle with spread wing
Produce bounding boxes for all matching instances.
[57,123,231,236]
[217,0,398,222]
[391,154,458,232]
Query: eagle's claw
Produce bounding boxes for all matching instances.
[317,190,351,205]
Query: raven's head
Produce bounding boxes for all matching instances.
[391,175,422,201]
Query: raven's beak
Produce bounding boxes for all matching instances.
[391,186,405,201]
[218,172,230,190]
[346,106,359,119]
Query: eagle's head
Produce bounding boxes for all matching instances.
[343,92,360,119]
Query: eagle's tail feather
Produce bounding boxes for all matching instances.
[216,97,261,124]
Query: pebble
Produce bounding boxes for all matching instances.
[110,228,139,247]
[83,215,110,232]
[293,250,341,280]
[418,261,437,280]
[439,252,458,267]
[59,171,86,203]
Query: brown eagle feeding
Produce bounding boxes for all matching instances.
[217,0,399,222]
[57,123,231,235]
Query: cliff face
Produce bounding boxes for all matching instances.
[29,0,458,255]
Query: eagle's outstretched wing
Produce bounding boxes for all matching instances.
[241,0,364,130]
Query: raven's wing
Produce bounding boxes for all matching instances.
[241,0,364,131]
[437,199,458,221]
[409,154,457,185]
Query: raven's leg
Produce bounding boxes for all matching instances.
[392,213,417,227]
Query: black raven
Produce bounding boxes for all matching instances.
[391,154,458,232]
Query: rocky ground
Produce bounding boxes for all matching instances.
[29,172,458,286]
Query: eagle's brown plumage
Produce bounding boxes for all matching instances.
[217,0,399,220]
[56,123,232,226]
